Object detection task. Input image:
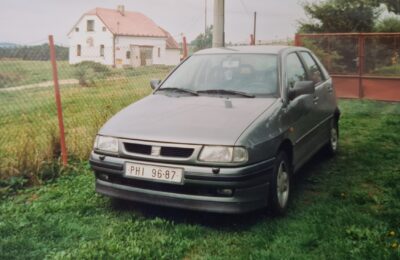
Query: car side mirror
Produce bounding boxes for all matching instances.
[150,79,161,90]
[288,81,315,101]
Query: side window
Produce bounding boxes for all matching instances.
[286,53,307,88]
[300,52,324,84]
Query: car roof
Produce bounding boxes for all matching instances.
[194,45,306,55]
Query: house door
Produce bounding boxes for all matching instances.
[139,46,153,66]
[130,45,141,67]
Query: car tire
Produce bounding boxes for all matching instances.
[269,151,292,216]
[325,119,339,156]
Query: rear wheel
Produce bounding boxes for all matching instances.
[269,151,292,216]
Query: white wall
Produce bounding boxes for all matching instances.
[165,49,181,66]
[115,36,166,67]
[68,15,114,65]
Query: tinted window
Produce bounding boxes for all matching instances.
[286,53,307,88]
[300,52,324,84]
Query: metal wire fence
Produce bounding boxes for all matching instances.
[0,37,176,187]
[295,33,400,101]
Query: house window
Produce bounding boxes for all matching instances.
[126,51,131,59]
[87,20,94,32]
[102,26,107,32]
[75,27,79,32]
[77,45,81,57]
[158,48,161,58]
[100,45,105,57]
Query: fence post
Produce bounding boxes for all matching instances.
[182,36,188,59]
[250,34,255,45]
[294,34,301,46]
[48,35,68,166]
[358,34,365,98]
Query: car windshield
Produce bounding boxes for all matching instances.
[158,54,279,96]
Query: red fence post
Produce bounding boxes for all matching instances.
[182,36,188,59]
[48,35,68,166]
[294,34,301,46]
[250,34,255,45]
[358,34,365,98]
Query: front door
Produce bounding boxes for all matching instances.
[130,45,141,67]
[299,51,334,144]
[284,52,320,169]
[139,46,153,66]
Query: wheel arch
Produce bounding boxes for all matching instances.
[277,139,294,168]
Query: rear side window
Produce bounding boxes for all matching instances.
[300,52,324,84]
[286,53,307,88]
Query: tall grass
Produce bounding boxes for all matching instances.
[0,65,169,188]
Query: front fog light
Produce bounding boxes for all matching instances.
[94,135,119,153]
[217,188,233,196]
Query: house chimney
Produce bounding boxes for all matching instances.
[117,5,125,16]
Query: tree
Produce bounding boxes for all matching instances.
[190,26,213,52]
[298,0,381,33]
[374,16,400,32]
[381,0,400,14]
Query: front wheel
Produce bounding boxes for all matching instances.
[269,151,292,216]
[325,119,339,156]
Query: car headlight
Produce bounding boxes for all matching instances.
[199,146,248,163]
[94,135,119,153]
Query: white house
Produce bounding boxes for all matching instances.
[68,6,181,67]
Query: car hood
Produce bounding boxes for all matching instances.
[99,94,277,145]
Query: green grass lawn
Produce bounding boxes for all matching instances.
[0,100,399,259]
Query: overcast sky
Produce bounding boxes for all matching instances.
[0,0,309,45]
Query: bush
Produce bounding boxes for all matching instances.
[373,64,400,76]
[73,61,111,87]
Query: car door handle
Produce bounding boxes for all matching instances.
[313,96,319,104]
[327,86,333,93]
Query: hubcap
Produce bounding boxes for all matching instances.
[277,161,289,208]
[330,127,338,151]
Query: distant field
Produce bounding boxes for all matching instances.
[0,60,76,88]
[0,60,173,89]
[0,63,171,181]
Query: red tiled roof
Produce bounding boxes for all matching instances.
[158,27,180,49]
[86,8,166,38]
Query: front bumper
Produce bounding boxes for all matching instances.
[90,152,275,213]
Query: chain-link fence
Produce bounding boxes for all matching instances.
[0,37,177,186]
[295,33,400,101]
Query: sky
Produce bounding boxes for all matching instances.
[0,0,309,46]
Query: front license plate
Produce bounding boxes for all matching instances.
[125,162,183,184]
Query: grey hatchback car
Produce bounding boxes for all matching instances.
[90,46,340,215]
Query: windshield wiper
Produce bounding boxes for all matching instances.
[197,89,255,98]
[157,87,199,96]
